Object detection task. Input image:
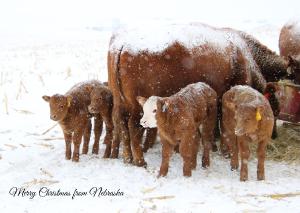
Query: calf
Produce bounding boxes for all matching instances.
[42,80,107,162]
[221,85,274,181]
[88,84,116,158]
[137,82,217,177]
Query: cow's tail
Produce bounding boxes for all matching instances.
[114,46,125,102]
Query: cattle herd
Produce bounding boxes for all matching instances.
[43,21,300,181]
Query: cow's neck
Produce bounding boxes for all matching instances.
[241,32,288,81]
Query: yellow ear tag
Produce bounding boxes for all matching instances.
[256,109,262,121]
[67,99,71,107]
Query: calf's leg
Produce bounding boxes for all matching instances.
[63,131,72,160]
[257,140,267,180]
[191,131,200,170]
[113,106,132,163]
[239,137,250,181]
[180,136,194,177]
[102,117,114,158]
[82,119,92,154]
[158,139,174,177]
[92,115,103,154]
[271,119,277,139]
[128,113,146,167]
[72,123,86,162]
[142,128,157,153]
[230,135,239,170]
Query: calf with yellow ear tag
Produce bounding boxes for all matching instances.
[221,85,274,181]
[42,80,107,162]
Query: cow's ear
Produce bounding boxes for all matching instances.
[67,95,73,107]
[136,96,147,107]
[42,95,50,102]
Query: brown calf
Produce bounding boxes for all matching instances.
[138,82,217,177]
[88,84,117,158]
[221,85,274,181]
[42,80,108,161]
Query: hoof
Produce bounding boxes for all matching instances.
[257,174,265,181]
[271,133,277,140]
[111,149,119,158]
[133,159,147,168]
[103,152,111,158]
[72,158,79,162]
[183,171,192,177]
[142,147,149,153]
[240,176,248,182]
[231,165,238,171]
[157,172,167,178]
[211,144,218,152]
[92,150,99,155]
[123,156,133,164]
[202,158,210,168]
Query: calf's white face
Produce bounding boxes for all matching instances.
[137,96,159,128]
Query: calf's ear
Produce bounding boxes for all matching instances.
[157,99,168,112]
[67,95,73,107]
[136,96,147,107]
[42,95,50,102]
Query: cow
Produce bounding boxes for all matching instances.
[107,23,291,167]
[279,20,300,84]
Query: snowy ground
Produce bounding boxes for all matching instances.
[1,19,300,212]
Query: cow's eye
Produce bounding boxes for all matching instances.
[60,105,64,109]
[153,109,157,113]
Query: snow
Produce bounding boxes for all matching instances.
[110,23,247,54]
[232,85,266,107]
[286,19,300,35]
[1,2,300,213]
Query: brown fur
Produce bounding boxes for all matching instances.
[154,83,217,177]
[88,84,116,158]
[108,25,269,166]
[236,30,289,82]
[221,86,274,181]
[264,83,281,139]
[42,80,108,161]
[279,22,300,84]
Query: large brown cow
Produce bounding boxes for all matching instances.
[279,20,300,84]
[108,23,290,167]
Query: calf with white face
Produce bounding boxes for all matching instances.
[137,82,217,177]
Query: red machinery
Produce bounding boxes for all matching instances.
[277,82,300,123]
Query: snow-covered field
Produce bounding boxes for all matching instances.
[1,1,300,212]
